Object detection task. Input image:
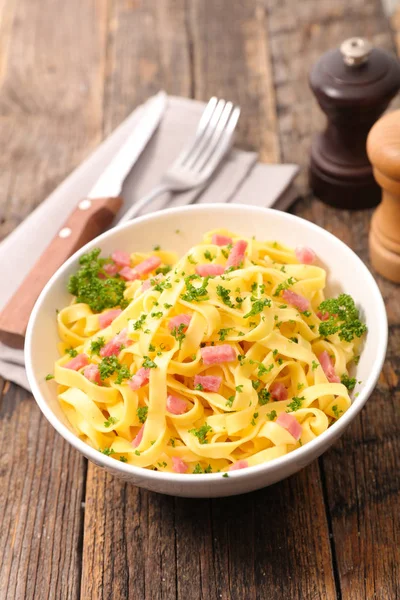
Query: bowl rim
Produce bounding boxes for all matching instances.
[25,203,388,483]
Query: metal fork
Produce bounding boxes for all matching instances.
[119,97,240,222]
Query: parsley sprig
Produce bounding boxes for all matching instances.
[318,294,367,342]
[189,423,213,444]
[68,249,127,312]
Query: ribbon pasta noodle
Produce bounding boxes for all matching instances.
[50,230,366,475]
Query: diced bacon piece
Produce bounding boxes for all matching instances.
[196,264,225,277]
[212,233,233,246]
[319,351,340,383]
[133,256,161,277]
[167,394,187,415]
[64,353,89,370]
[168,314,192,332]
[83,364,102,385]
[100,328,132,357]
[141,274,162,292]
[295,246,316,265]
[201,344,236,365]
[132,425,144,448]
[129,367,150,391]
[112,251,131,267]
[119,266,140,281]
[194,375,221,392]
[317,311,330,321]
[229,460,249,471]
[172,456,188,473]
[269,382,288,401]
[276,412,302,440]
[226,240,248,269]
[103,262,120,276]
[98,308,122,329]
[282,289,310,312]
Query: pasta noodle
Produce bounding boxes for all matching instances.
[49,230,366,474]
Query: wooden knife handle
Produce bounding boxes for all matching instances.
[0,196,123,349]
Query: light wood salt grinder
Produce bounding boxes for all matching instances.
[368,110,400,283]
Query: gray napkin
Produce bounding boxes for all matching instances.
[0,94,299,390]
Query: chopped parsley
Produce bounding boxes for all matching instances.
[273,277,297,297]
[153,245,161,251]
[133,314,147,331]
[195,383,204,391]
[267,410,277,421]
[68,248,127,312]
[235,385,243,393]
[98,356,131,383]
[257,363,273,378]
[204,250,215,262]
[189,423,213,444]
[216,285,234,308]
[155,265,172,276]
[312,360,319,371]
[142,356,157,369]
[258,388,271,405]
[171,323,186,349]
[137,406,148,424]
[221,248,230,259]
[187,254,197,265]
[341,374,357,391]
[332,405,343,419]
[251,412,259,426]
[302,310,312,317]
[151,311,163,319]
[243,298,271,319]
[193,463,203,474]
[181,274,210,303]
[252,379,260,390]
[318,294,367,342]
[225,396,235,408]
[65,347,78,358]
[120,456,128,462]
[222,473,229,478]
[100,447,115,456]
[90,336,105,355]
[286,396,305,412]
[164,303,173,309]
[45,374,54,381]
[169,438,176,447]
[104,416,118,428]
[218,327,234,341]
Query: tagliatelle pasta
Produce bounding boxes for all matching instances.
[49,230,367,475]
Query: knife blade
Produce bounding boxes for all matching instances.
[88,91,167,199]
[0,91,167,348]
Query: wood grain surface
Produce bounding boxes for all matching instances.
[0,0,399,599]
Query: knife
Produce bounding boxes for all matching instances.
[0,91,167,349]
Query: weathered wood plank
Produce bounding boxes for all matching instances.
[294,201,400,600]
[0,0,109,597]
[271,0,400,591]
[0,384,86,600]
[0,0,108,241]
[188,0,280,163]
[102,0,191,135]
[82,461,337,600]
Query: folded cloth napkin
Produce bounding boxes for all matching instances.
[0,93,299,390]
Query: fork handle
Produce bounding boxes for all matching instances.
[118,184,170,223]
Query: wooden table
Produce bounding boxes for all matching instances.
[1,1,399,598]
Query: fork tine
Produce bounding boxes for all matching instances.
[171,97,218,168]
[183,99,227,169]
[199,106,241,179]
[191,102,234,173]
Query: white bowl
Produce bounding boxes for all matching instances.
[25,204,387,498]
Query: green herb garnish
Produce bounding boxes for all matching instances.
[68,248,127,312]
[318,294,367,342]
[189,423,213,444]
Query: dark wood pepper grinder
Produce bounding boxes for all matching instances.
[309,37,400,209]
[368,110,400,283]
